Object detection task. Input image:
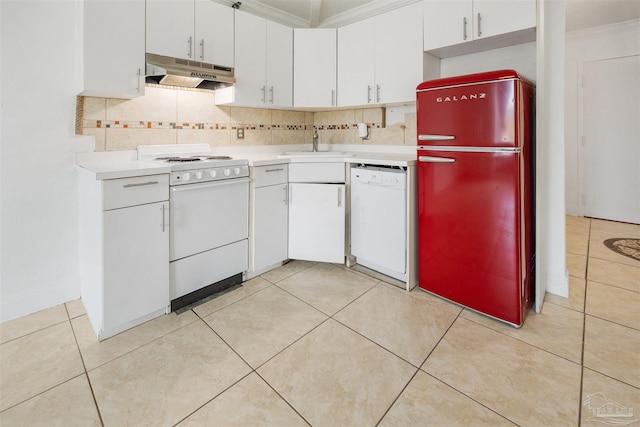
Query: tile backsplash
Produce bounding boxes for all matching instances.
[80,85,417,151]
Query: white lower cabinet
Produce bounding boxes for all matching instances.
[103,201,169,332]
[249,165,289,277]
[79,173,169,340]
[288,183,345,263]
[287,160,346,265]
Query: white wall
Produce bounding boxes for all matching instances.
[440,42,538,82]
[0,1,83,321]
[564,19,640,215]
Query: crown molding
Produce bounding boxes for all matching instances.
[317,0,421,28]
[212,0,421,28]
[212,0,308,27]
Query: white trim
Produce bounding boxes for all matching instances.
[0,281,80,323]
[566,18,640,38]
[318,0,420,28]
[213,0,421,28]
[545,269,569,298]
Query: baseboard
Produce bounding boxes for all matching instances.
[0,281,80,322]
[545,269,569,298]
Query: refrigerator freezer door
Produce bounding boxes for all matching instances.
[417,78,519,148]
[417,149,525,326]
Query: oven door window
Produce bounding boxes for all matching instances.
[170,178,249,262]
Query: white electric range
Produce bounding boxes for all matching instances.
[138,144,250,311]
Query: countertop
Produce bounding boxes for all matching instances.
[76,145,417,180]
[76,150,172,180]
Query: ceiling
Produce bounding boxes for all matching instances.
[216,0,640,30]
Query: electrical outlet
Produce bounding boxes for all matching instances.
[237,127,245,139]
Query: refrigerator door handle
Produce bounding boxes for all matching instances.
[418,134,456,141]
[419,156,456,163]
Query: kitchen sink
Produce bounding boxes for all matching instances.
[277,151,354,158]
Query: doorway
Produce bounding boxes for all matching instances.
[580,54,640,224]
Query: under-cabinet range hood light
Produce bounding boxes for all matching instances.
[145,53,235,90]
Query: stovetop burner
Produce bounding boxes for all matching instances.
[203,155,233,160]
[154,156,200,163]
[154,155,234,163]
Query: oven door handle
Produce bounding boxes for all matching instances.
[170,177,250,193]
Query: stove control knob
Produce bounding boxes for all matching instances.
[223,168,231,177]
[195,171,203,180]
[209,170,218,178]
[233,167,241,176]
[182,172,191,182]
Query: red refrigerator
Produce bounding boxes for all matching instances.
[416,70,535,327]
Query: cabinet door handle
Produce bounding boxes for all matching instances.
[367,85,372,103]
[137,68,142,93]
[266,168,284,173]
[283,185,288,205]
[338,187,342,207]
[199,39,204,60]
[269,86,274,104]
[331,89,335,106]
[261,86,266,103]
[161,204,167,232]
[123,180,159,188]
[376,84,381,103]
[463,17,468,40]
[188,36,193,58]
[477,13,482,37]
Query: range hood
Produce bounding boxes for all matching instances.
[145,53,235,90]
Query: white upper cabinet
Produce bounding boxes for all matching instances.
[234,10,293,108]
[146,0,234,67]
[423,0,536,53]
[266,20,294,108]
[294,28,337,108]
[338,3,423,107]
[375,3,424,105]
[81,0,145,99]
[195,0,234,66]
[473,0,537,39]
[337,19,375,106]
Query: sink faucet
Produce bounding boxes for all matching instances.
[312,128,319,152]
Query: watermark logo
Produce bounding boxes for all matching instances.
[583,392,637,425]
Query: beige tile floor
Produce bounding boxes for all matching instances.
[1,216,638,426]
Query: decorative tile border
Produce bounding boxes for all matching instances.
[82,120,384,131]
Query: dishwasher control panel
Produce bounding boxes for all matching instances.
[352,165,406,188]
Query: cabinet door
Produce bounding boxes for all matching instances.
[294,29,337,108]
[234,10,267,106]
[375,3,423,105]
[337,19,375,107]
[473,0,536,40]
[423,0,472,50]
[253,184,289,271]
[103,201,169,332]
[146,0,194,60]
[266,21,293,108]
[288,183,345,263]
[82,0,145,99]
[195,0,234,66]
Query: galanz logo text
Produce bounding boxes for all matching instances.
[436,93,486,102]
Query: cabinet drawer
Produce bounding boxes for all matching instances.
[103,174,169,210]
[253,164,288,187]
[289,163,345,183]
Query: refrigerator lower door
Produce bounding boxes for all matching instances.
[417,149,526,326]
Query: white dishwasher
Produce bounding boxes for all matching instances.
[350,165,407,281]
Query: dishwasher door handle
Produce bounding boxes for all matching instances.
[419,156,456,163]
